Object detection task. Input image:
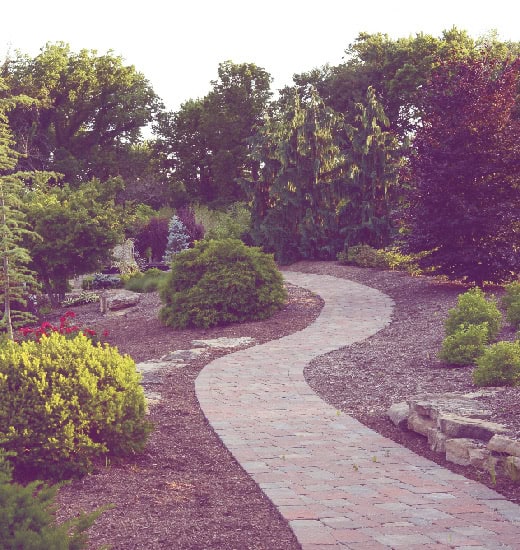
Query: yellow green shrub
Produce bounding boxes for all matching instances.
[0,333,152,480]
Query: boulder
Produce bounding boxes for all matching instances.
[487,434,520,457]
[437,413,506,441]
[101,289,141,312]
[407,412,435,437]
[387,402,410,428]
[445,438,484,466]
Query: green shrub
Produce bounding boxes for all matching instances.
[194,202,251,241]
[501,281,520,328]
[124,269,167,293]
[0,333,152,480]
[81,273,122,291]
[337,245,388,268]
[159,239,286,329]
[0,450,103,549]
[473,340,520,386]
[444,288,502,340]
[438,323,489,366]
[501,281,520,309]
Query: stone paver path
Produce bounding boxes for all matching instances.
[195,271,520,549]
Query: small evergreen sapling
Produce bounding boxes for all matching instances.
[162,215,190,264]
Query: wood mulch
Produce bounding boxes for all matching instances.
[52,262,520,548]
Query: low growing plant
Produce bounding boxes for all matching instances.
[61,291,100,307]
[0,332,152,480]
[82,273,122,291]
[501,281,520,328]
[159,239,286,329]
[444,287,502,340]
[438,323,489,366]
[123,269,167,293]
[0,450,103,549]
[473,340,520,386]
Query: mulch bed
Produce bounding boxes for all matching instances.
[50,262,520,549]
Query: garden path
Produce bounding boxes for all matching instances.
[196,271,520,549]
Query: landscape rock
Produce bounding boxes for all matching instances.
[437,413,507,441]
[191,337,256,348]
[427,428,448,453]
[445,438,484,466]
[102,289,141,311]
[387,401,410,428]
[408,391,495,421]
[487,434,520,457]
[407,412,435,437]
[504,456,520,482]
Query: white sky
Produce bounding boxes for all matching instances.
[2,0,520,112]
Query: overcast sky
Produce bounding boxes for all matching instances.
[2,0,519,112]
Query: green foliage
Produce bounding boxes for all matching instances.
[502,281,520,328]
[23,179,123,305]
[195,202,251,241]
[0,450,103,550]
[438,323,489,366]
[3,42,161,183]
[154,61,272,205]
[60,292,99,307]
[337,244,425,275]
[159,239,286,329]
[473,341,520,386]
[81,273,122,290]
[444,288,502,341]
[337,245,388,268]
[0,333,151,480]
[123,269,167,293]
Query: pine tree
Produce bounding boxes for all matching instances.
[0,80,40,339]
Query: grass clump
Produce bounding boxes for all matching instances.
[123,268,168,293]
[159,239,286,329]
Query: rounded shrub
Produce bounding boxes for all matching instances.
[444,287,502,340]
[438,323,489,366]
[159,238,287,329]
[0,333,152,480]
[473,340,520,387]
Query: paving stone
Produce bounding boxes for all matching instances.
[195,271,520,549]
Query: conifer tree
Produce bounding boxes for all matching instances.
[0,82,40,339]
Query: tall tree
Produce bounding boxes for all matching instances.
[339,86,404,249]
[0,79,39,338]
[2,42,161,183]
[245,87,346,262]
[405,53,520,285]
[154,61,272,205]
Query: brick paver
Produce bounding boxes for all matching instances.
[195,271,520,549]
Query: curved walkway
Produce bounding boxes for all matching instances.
[195,271,520,549]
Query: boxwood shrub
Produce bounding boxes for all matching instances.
[444,287,502,340]
[0,333,152,480]
[159,239,287,329]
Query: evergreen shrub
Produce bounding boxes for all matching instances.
[159,239,286,329]
[438,323,489,366]
[162,215,190,264]
[0,333,152,480]
[81,273,122,290]
[0,450,102,549]
[444,288,502,340]
[473,341,520,386]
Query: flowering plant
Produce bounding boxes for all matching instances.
[17,311,109,343]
